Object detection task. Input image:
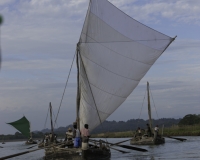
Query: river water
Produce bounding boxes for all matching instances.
[0,137,199,160]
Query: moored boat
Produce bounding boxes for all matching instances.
[130,82,165,145]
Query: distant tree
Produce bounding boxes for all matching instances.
[178,114,200,126]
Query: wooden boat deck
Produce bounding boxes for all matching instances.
[130,135,165,145]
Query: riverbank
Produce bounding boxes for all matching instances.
[91,124,200,138]
[2,125,200,141]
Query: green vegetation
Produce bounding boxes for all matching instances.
[2,115,200,141]
[92,124,200,138]
[91,114,200,138]
[164,124,200,136]
[178,114,200,126]
[0,131,44,141]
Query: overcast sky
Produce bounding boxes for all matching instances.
[0,0,200,134]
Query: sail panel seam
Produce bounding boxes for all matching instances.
[82,11,172,51]
[80,92,110,115]
[91,0,173,39]
[81,33,161,66]
[79,73,127,99]
[81,53,142,81]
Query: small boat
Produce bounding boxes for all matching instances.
[38,104,60,148]
[130,82,165,145]
[7,116,37,145]
[41,103,111,160]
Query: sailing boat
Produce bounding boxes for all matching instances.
[7,116,37,145]
[44,0,175,159]
[130,82,165,145]
[38,103,59,148]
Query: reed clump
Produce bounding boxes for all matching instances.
[92,124,200,138]
[164,124,200,136]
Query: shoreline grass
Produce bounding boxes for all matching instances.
[91,124,200,138]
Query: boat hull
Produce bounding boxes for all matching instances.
[44,147,111,160]
[130,135,165,145]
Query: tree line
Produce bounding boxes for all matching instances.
[1,114,199,141]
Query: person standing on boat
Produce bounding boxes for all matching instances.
[154,125,159,133]
[44,133,50,143]
[49,132,53,142]
[81,124,90,138]
[65,128,73,147]
[137,127,142,136]
[154,125,159,141]
[154,125,159,135]
[81,124,90,159]
[54,133,58,143]
[73,122,81,148]
[146,123,152,137]
[81,124,90,149]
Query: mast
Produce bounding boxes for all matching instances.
[49,102,54,142]
[147,82,152,130]
[76,43,80,130]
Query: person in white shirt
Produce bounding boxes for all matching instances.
[73,122,81,148]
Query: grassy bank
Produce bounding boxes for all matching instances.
[91,124,200,138]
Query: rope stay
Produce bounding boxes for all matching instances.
[44,107,50,129]
[137,89,147,128]
[149,86,159,119]
[136,83,159,128]
[52,108,58,128]
[54,51,76,126]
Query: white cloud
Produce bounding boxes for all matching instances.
[0,0,14,6]
[116,0,200,25]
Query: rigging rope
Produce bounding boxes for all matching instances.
[149,87,159,119]
[43,107,50,129]
[54,51,76,126]
[52,108,58,128]
[137,89,147,128]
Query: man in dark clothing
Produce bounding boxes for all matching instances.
[146,123,152,137]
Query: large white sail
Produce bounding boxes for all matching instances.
[78,0,175,131]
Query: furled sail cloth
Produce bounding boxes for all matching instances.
[78,0,175,131]
[7,116,31,137]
